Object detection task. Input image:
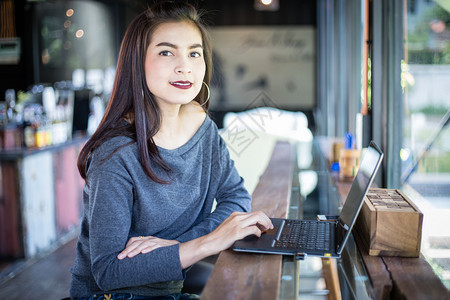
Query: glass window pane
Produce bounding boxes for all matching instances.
[402,0,450,289]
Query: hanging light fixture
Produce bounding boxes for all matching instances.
[254,0,279,11]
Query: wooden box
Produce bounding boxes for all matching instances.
[356,188,423,257]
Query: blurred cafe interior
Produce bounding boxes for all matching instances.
[0,0,450,299]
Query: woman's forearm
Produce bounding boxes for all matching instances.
[179,235,214,269]
[179,211,273,269]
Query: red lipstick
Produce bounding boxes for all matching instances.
[170,81,193,89]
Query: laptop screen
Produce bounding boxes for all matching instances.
[337,141,383,252]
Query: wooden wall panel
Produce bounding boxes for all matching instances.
[54,146,83,235]
[20,152,56,258]
[0,162,23,258]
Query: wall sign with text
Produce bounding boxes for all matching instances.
[209,26,316,110]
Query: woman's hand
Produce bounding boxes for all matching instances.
[117,236,180,260]
[206,210,274,252]
[179,210,273,269]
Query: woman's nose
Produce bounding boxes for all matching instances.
[175,57,192,74]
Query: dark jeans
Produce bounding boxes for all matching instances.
[72,293,199,300]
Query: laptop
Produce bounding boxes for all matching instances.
[232,141,383,260]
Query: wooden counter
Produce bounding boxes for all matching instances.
[202,139,449,299]
[0,138,86,259]
[202,141,295,300]
[333,174,450,300]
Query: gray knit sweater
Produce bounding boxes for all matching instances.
[70,116,251,297]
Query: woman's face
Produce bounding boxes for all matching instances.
[145,21,206,108]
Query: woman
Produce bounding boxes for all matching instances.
[69,2,273,299]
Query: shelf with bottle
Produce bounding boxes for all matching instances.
[1,84,75,151]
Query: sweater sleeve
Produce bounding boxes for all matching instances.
[87,165,184,291]
[176,137,251,243]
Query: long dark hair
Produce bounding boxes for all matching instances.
[77,1,213,183]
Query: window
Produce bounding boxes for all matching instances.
[402,0,450,289]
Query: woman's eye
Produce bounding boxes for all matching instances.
[190,51,202,58]
[159,50,173,56]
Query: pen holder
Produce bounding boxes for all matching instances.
[339,149,361,181]
[356,188,423,257]
[330,142,344,166]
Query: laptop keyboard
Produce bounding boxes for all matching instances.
[274,220,332,251]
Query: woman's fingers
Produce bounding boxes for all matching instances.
[205,211,274,253]
[245,211,274,231]
[124,237,152,258]
[117,236,179,260]
[228,211,273,233]
[117,237,142,259]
